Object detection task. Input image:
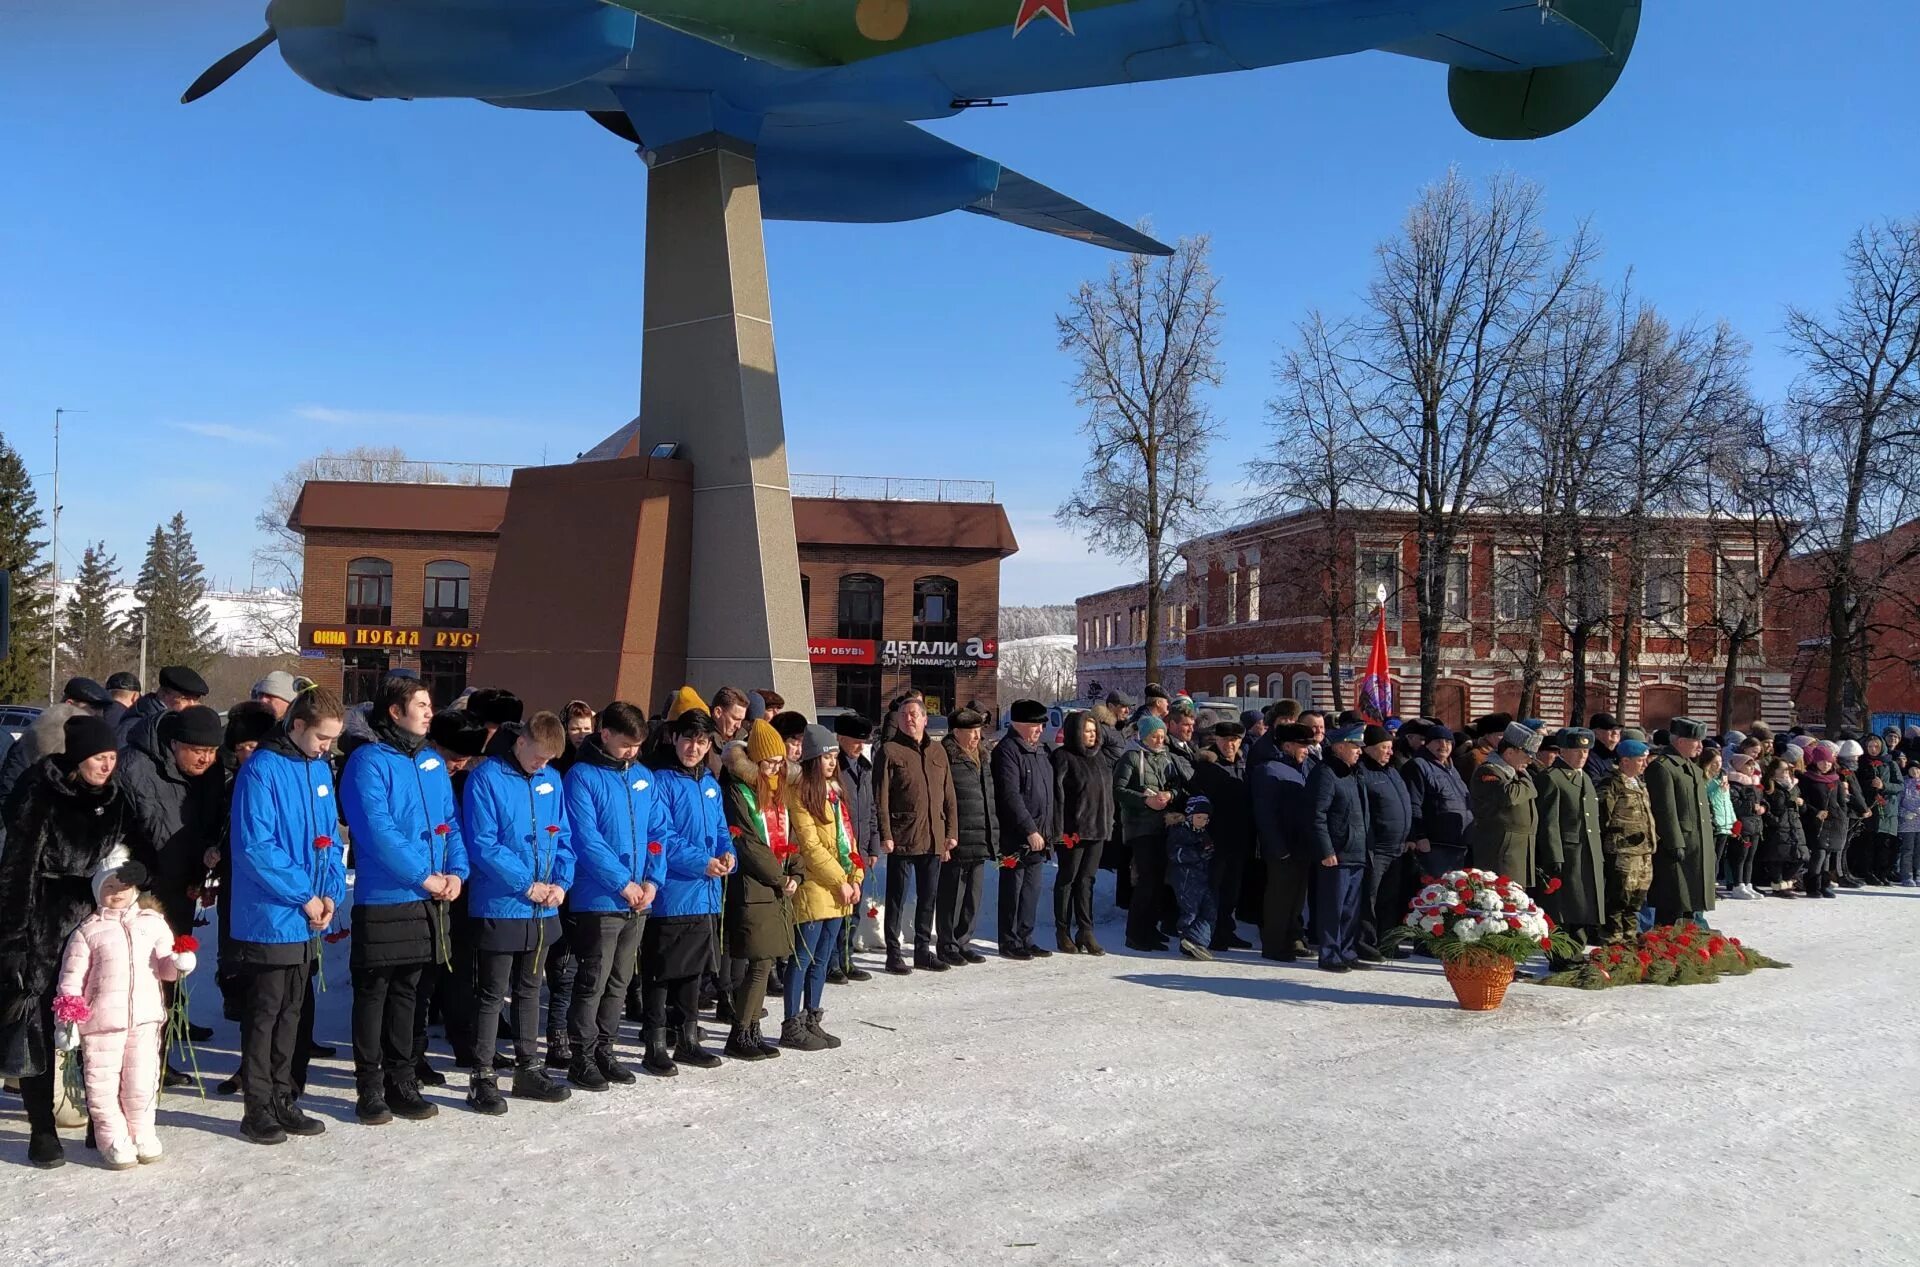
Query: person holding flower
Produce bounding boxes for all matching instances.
[53,856,195,1169]
[340,674,469,1126]
[720,720,795,1061]
[786,725,862,1052]
[228,685,348,1146]
[462,710,575,1114]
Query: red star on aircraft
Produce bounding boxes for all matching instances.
[1013,0,1073,37]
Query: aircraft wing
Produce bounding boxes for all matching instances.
[961,169,1170,256]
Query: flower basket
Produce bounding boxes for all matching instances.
[1442,954,1516,1011]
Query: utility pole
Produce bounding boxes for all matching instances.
[49,408,85,703]
[137,609,148,692]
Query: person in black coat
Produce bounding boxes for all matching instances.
[993,699,1057,960]
[118,706,227,939]
[1402,725,1474,880]
[1307,721,1371,973]
[1187,721,1253,951]
[1248,723,1315,961]
[1355,725,1414,961]
[937,710,996,968]
[113,665,210,753]
[1051,710,1112,955]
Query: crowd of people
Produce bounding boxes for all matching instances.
[1,665,1895,1172]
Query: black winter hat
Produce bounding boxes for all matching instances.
[1212,721,1245,739]
[62,715,118,766]
[1588,713,1620,731]
[105,671,141,694]
[430,710,489,758]
[1472,712,1514,738]
[770,711,809,741]
[158,666,210,698]
[62,677,110,709]
[466,688,524,726]
[1008,699,1048,724]
[949,706,988,729]
[168,705,225,749]
[1145,683,1169,702]
[832,713,874,741]
[1363,724,1392,747]
[224,701,278,750]
[1271,723,1314,746]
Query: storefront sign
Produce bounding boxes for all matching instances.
[301,623,480,652]
[879,637,997,669]
[808,638,877,665]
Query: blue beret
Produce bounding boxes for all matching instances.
[1617,738,1650,758]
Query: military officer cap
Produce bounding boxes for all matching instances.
[1501,721,1544,755]
[1669,717,1708,741]
[1521,717,1546,731]
[1557,728,1595,751]
[1616,738,1650,758]
[1327,720,1367,746]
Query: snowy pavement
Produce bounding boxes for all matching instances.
[3,884,1916,1267]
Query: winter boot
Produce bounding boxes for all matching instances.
[466,1070,508,1116]
[780,1015,827,1052]
[26,1130,65,1168]
[413,1058,447,1088]
[355,1078,394,1125]
[593,1043,637,1086]
[914,949,950,972]
[641,1028,678,1077]
[511,1063,572,1103]
[845,964,873,982]
[674,1021,722,1070]
[750,1020,781,1058]
[713,992,737,1025]
[1056,928,1080,954]
[134,1131,163,1164]
[215,1074,241,1096]
[1178,938,1214,961]
[806,1008,842,1050]
[827,967,848,985]
[240,1103,288,1145]
[885,953,913,976]
[959,948,987,964]
[544,1035,571,1071]
[386,1078,438,1121]
[272,1094,326,1137]
[102,1138,139,1170]
[725,1026,773,1061]
[1075,931,1106,957]
[568,1052,611,1092]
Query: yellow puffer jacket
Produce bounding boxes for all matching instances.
[788,783,864,924]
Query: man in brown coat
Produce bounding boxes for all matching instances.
[875,692,958,974]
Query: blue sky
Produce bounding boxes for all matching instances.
[1,1,1915,604]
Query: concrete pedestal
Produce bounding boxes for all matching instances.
[630,133,815,714]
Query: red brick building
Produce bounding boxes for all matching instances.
[1074,575,1187,700]
[1076,509,1796,732]
[290,471,1014,716]
[1782,519,1920,730]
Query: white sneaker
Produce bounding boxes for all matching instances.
[135,1134,163,1164]
[1743,884,1761,899]
[102,1139,138,1171]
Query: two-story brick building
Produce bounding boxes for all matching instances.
[1073,574,1187,700]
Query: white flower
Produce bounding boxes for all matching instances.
[1476,916,1506,935]
[1453,919,1482,942]
[1424,915,1447,934]
[1474,890,1503,911]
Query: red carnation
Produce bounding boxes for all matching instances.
[435,824,451,837]
[1507,917,1521,930]
[173,935,200,954]
[1637,951,1653,966]
[1000,856,1019,870]
[1496,875,1511,886]
[314,835,334,849]
[546,825,560,836]
[1544,877,1563,894]
[1538,937,1551,952]
[1697,948,1711,961]
[866,904,879,919]
[728,826,745,838]
[1062,834,1079,850]
[1451,905,1467,916]
[1730,937,1742,947]
[324,929,351,944]
[647,841,663,855]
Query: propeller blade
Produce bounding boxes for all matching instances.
[181,29,278,104]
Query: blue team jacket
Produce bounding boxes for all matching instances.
[646,759,733,918]
[563,738,668,914]
[230,739,348,945]
[462,753,575,921]
[341,739,470,908]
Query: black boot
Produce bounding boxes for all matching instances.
[914,949,950,972]
[724,1026,773,1061]
[594,1043,636,1086]
[466,1070,508,1116]
[751,1019,781,1058]
[511,1062,572,1103]
[27,1130,65,1168]
[674,1021,721,1070]
[885,953,913,976]
[713,992,737,1025]
[806,1007,842,1050]
[844,964,873,982]
[641,1027,678,1077]
[544,1036,571,1071]
[413,1058,447,1088]
[272,1093,326,1137]
[355,1079,393,1126]
[569,1052,611,1091]
[780,1015,827,1052]
[239,1103,288,1145]
[386,1078,439,1121]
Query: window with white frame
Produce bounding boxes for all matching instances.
[1291,673,1316,707]
[1494,553,1539,624]
[1247,564,1261,621]
[1357,549,1400,621]
[1443,552,1470,623]
[1222,676,1238,698]
[1644,556,1688,632]
[1717,556,1761,630]
[1266,674,1285,698]
[1566,553,1612,625]
[1226,570,1240,625]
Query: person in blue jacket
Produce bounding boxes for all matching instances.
[340,675,468,1127]
[461,710,575,1115]
[228,686,349,1146]
[560,700,661,1092]
[1356,724,1415,962]
[1307,720,1372,974]
[638,706,735,1077]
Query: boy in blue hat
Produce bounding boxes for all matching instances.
[1166,794,1216,960]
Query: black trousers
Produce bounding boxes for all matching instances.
[1802,847,1832,897]
[18,989,57,1133]
[997,853,1045,951]
[568,912,644,1053]
[1260,855,1314,954]
[885,852,941,955]
[1124,835,1168,944]
[474,949,542,1067]
[1209,843,1245,944]
[645,975,699,1034]
[1107,838,1133,908]
[1053,839,1105,936]
[416,897,480,1067]
[936,857,985,955]
[351,961,425,1083]
[1358,848,1413,953]
[544,911,578,1046]
[240,962,309,1109]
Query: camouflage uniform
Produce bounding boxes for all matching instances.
[1597,774,1657,943]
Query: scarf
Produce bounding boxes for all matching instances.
[372,709,427,757]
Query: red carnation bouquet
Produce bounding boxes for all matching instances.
[1538,921,1789,989]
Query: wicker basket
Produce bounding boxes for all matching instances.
[1443,955,1517,1011]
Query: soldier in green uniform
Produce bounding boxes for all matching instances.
[1597,737,1657,943]
[1534,727,1607,956]
[1644,716,1717,926]
[1468,723,1541,884]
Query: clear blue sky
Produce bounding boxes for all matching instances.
[2,1,1914,604]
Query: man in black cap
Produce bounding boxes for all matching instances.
[1455,713,1511,782]
[1188,720,1253,950]
[830,714,880,981]
[1402,723,1474,881]
[1646,717,1717,926]
[102,671,141,733]
[1092,691,1133,906]
[1240,710,1267,744]
[114,665,209,752]
[992,700,1056,960]
[1586,713,1623,785]
[1248,722,1316,960]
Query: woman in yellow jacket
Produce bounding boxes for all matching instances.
[785,725,864,1051]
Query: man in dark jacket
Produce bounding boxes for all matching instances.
[874,693,957,974]
[938,708,996,968]
[1188,721,1252,951]
[1308,721,1371,972]
[101,671,141,735]
[1248,723,1315,961]
[1052,710,1113,955]
[114,665,209,752]
[1403,724,1474,880]
[831,714,879,982]
[1355,724,1413,961]
[1646,717,1717,925]
[1586,713,1623,786]
[1534,728,1607,957]
[1113,716,1184,952]
[992,699,1056,961]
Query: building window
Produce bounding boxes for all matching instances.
[419,651,468,708]
[835,667,881,722]
[1717,557,1760,629]
[801,575,811,628]
[1290,673,1316,708]
[1080,618,1089,651]
[1226,571,1239,625]
[1222,676,1238,699]
[1644,556,1687,632]
[914,577,958,643]
[1357,549,1400,621]
[342,650,388,706]
[837,574,884,641]
[911,666,955,718]
[1566,554,1612,626]
[1443,552,1470,623]
[346,557,393,626]
[1266,674,1285,698]
[1247,565,1260,622]
[1494,554,1538,624]
[423,560,470,629]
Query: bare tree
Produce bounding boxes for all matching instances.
[254,445,413,591]
[1781,217,1920,730]
[1700,416,1800,732]
[1057,235,1223,688]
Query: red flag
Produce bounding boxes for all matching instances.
[1357,600,1393,722]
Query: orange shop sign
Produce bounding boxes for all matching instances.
[301,623,480,651]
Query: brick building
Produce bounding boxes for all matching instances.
[291,470,1015,716]
[1782,518,1920,731]
[1073,574,1187,700]
[1076,509,1796,733]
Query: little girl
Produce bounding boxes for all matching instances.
[53,856,197,1169]
[1897,764,1920,886]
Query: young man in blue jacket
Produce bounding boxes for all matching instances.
[560,701,662,1092]
[340,675,468,1127]
[228,686,349,1146]
[462,710,575,1114]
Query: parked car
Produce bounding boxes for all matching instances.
[0,704,45,769]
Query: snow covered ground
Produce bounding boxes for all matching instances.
[3,881,1915,1267]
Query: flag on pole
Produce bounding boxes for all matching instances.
[1357,586,1393,722]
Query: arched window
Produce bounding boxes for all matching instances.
[423,560,470,629]
[1290,673,1316,708]
[346,557,393,626]
[1265,674,1285,699]
[913,576,958,643]
[1221,676,1239,699]
[837,574,883,641]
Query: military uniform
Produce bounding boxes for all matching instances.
[1534,740,1606,949]
[1644,723,1717,924]
[1468,749,1538,884]
[1597,773,1656,943]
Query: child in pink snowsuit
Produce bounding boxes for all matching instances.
[53,858,197,1169]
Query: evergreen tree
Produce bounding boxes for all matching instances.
[0,433,52,703]
[127,514,221,672]
[62,540,122,683]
